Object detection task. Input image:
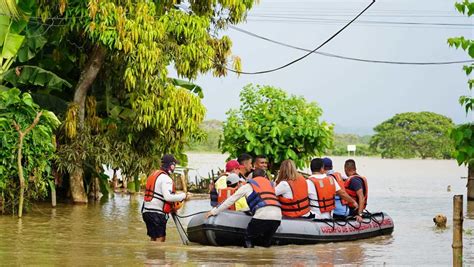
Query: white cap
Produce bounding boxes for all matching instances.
[226,173,240,186]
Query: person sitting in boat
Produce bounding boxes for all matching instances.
[216,173,249,211]
[275,159,311,218]
[307,158,358,220]
[344,159,368,222]
[206,169,282,248]
[142,154,191,242]
[210,160,241,207]
[238,153,253,181]
[322,157,351,219]
[247,155,269,179]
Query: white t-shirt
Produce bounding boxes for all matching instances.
[307,173,341,219]
[142,172,186,214]
[211,183,281,221]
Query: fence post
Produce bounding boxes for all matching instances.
[452,195,463,267]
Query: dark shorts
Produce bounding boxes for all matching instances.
[142,212,168,238]
[245,218,281,247]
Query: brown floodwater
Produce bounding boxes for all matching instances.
[1,156,473,265]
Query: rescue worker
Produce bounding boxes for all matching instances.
[206,169,281,248]
[238,153,253,180]
[142,154,191,242]
[344,159,368,222]
[275,159,310,218]
[322,157,351,218]
[210,160,241,207]
[307,158,357,219]
[216,173,249,211]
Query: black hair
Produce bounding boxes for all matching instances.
[252,169,267,178]
[253,155,267,164]
[238,153,253,164]
[310,158,325,173]
[344,159,357,171]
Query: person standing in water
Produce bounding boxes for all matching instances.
[142,154,190,242]
[206,169,281,248]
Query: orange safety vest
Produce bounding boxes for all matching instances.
[328,172,348,205]
[278,176,310,217]
[218,187,238,210]
[247,176,280,213]
[344,175,368,210]
[143,170,182,214]
[309,176,337,213]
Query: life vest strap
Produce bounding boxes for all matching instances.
[280,197,309,206]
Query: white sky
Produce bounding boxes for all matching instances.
[183,0,474,134]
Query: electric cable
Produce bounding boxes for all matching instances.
[223,0,376,75]
[229,26,474,65]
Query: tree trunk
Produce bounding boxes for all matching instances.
[69,45,107,204]
[112,169,118,191]
[468,163,474,201]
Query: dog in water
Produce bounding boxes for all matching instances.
[433,214,447,228]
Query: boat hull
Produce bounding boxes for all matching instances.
[187,211,394,246]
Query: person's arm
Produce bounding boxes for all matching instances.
[274,181,289,197]
[336,189,358,208]
[355,189,365,215]
[208,184,251,216]
[161,176,186,202]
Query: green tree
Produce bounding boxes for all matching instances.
[370,112,455,159]
[0,88,60,216]
[220,84,333,172]
[448,0,474,201]
[326,134,376,156]
[2,0,257,203]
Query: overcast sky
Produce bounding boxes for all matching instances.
[184,0,473,134]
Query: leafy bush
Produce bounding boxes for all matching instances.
[0,88,60,214]
[220,84,333,171]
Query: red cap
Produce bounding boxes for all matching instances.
[225,160,240,172]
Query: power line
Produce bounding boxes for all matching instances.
[225,0,376,75]
[229,26,474,65]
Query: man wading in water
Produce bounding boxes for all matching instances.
[206,169,282,248]
[142,154,191,242]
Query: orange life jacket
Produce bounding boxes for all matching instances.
[217,187,238,210]
[344,175,368,209]
[143,170,181,214]
[309,176,336,213]
[278,176,310,217]
[247,176,280,213]
[328,172,348,205]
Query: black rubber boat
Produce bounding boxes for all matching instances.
[187,210,394,246]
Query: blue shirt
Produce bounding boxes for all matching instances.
[327,170,349,217]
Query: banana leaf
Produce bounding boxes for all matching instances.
[2,65,72,91]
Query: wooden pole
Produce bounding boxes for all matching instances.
[51,184,57,208]
[467,163,474,201]
[452,195,463,267]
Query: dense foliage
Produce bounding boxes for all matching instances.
[220,84,333,171]
[370,112,455,159]
[0,88,59,214]
[1,0,258,203]
[448,0,474,166]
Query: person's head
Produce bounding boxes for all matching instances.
[252,168,267,179]
[226,173,240,188]
[322,157,333,171]
[253,155,268,171]
[238,153,253,173]
[161,154,179,174]
[310,158,325,174]
[344,159,357,176]
[225,160,240,174]
[277,159,299,183]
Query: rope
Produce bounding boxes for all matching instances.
[174,210,209,219]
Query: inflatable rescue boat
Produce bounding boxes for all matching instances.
[187,211,394,246]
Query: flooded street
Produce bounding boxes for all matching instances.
[1,155,473,265]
